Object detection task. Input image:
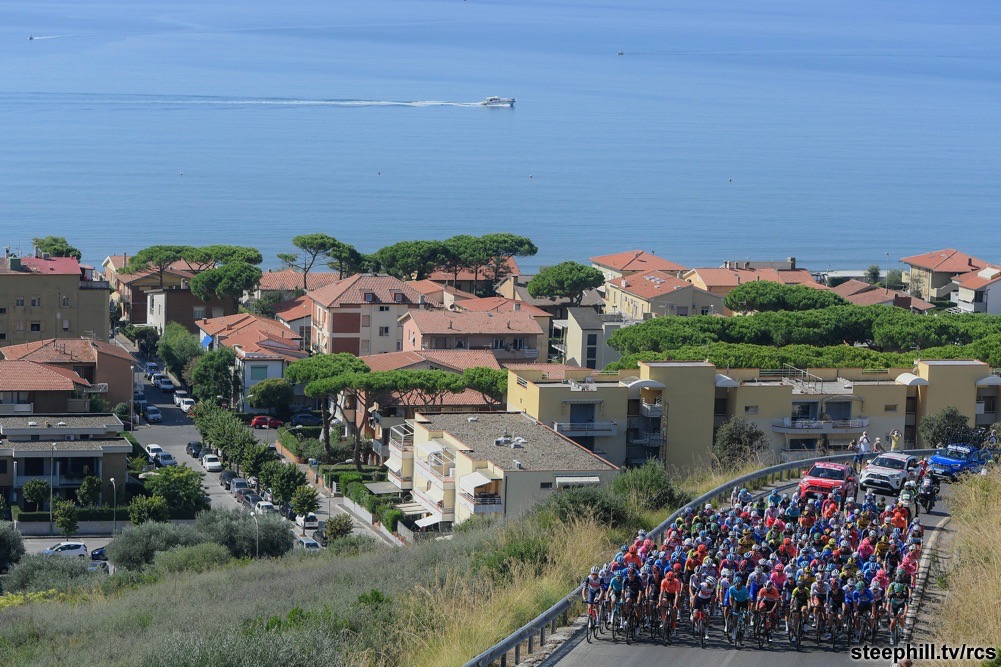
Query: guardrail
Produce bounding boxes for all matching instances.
[462,448,932,667]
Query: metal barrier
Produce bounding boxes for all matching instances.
[462,448,931,667]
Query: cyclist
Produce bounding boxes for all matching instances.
[789,577,812,642]
[582,565,604,617]
[606,568,625,626]
[755,580,781,641]
[659,570,683,632]
[725,575,751,639]
[691,581,714,639]
[886,577,910,646]
[826,573,846,631]
[623,567,644,628]
[852,580,875,638]
[810,574,831,634]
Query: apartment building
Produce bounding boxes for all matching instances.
[385,411,618,528]
[0,360,93,414]
[506,359,1001,468]
[950,267,1001,314]
[308,274,428,355]
[495,273,604,322]
[248,268,341,302]
[604,270,724,319]
[589,250,688,284]
[901,248,991,301]
[102,254,196,326]
[551,307,634,370]
[426,257,521,295]
[1,254,109,346]
[146,287,237,334]
[0,413,128,506]
[831,280,935,314]
[1,338,136,408]
[400,309,545,363]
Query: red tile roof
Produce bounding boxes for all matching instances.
[405,279,476,302]
[607,270,698,301]
[0,256,82,276]
[273,296,311,322]
[953,267,1001,290]
[900,249,990,273]
[427,257,521,283]
[258,268,340,293]
[830,279,874,298]
[685,268,822,289]
[403,310,543,336]
[197,313,294,339]
[0,361,90,391]
[308,274,426,308]
[224,328,306,363]
[589,250,687,274]
[360,349,502,372]
[840,288,935,311]
[103,255,196,284]
[1,338,135,364]
[454,296,550,317]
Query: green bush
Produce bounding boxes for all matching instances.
[195,509,294,559]
[380,507,404,532]
[612,461,689,511]
[345,482,370,507]
[362,493,384,514]
[540,487,637,529]
[333,471,363,490]
[3,554,98,593]
[326,514,354,540]
[326,534,379,557]
[153,543,232,575]
[107,522,205,571]
[0,521,26,573]
[473,527,550,580]
[129,495,170,525]
[12,507,122,522]
[120,431,146,458]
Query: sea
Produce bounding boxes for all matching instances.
[2,0,1000,274]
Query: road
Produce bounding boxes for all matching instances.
[547,493,953,667]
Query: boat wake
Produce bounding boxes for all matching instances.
[73,95,484,108]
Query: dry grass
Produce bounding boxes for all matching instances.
[673,455,778,499]
[932,468,1001,664]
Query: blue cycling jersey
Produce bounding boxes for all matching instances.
[725,585,750,604]
[608,577,625,594]
[852,589,874,605]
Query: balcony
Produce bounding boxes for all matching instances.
[14,474,85,489]
[771,417,869,434]
[80,280,111,290]
[458,493,504,514]
[412,486,455,522]
[387,469,413,491]
[372,440,389,459]
[415,454,455,488]
[639,400,663,418]
[0,403,33,415]
[389,424,414,452]
[552,421,618,437]
[627,432,664,448]
[491,347,540,361]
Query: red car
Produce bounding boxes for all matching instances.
[250,416,283,429]
[798,461,857,501]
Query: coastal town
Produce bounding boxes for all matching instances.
[1,235,999,667]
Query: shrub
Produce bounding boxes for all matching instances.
[153,543,232,575]
[0,521,26,573]
[334,471,363,490]
[540,487,637,529]
[22,478,49,511]
[473,527,550,580]
[326,534,379,557]
[129,495,170,525]
[326,514,354,541]
[53,500,79,538]
[108,522,204,570]
[195,509,295,559]
[712,416,769,467]
[3,554,96,593]
[345,482,370,506]
[612,460,689,511]
[380,507,404,532]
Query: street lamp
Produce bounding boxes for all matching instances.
[885,252,890,291]
[49,444,56,533]
[110,477,117,535]
[251,512,260,559]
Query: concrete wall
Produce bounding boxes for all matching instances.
[0,273,109,346]
[643,362,721,467]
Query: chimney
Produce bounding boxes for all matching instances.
[788,256,796,270]
[4,246,8,258]
[744,261,750,270]
[513,302,520,311]
[507,321,512,329]
[34,244,40,258]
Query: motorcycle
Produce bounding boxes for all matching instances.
[917,480,938,514]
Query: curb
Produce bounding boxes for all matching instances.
[903,514,950,642]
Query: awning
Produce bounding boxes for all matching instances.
[415,515,440,528]
[619,377,665,389]
[396,502,426,516]
[386,455,403,474]
[459,471,497,495]
[976,375,1001,386]
[561,399,603,404]
[424,484,445,503]
[715,373,739,388]
[555,475,601,488]
[200,333,213,348]
[364,481,400,495]
[420,442,444,456]
[895,372,929,386]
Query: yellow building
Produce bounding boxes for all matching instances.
[386,411,618,528]
[1,254,110,347]
[604,270,724,319]
[506,359,1001,469]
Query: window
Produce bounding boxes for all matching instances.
[493,337,505,349]
[0,333,5,340]
[24,458,43,475]
[364,292,375,302]
[15,321,24,332]
[30,321,41,332]
[701,307,711,315]
[62,319,70,331]
[984,396,997,414]
[249,366,268,383]
[586,333,598,345]
[378,326,390,337]
[512,337,526,350]
[884,404,898,413]
[30,296,41,307]
[15,297,24,307]
[714,398,728,416]
[0,307,5,313]
[361,314,371,327]
[61,296,70,307]
[0,460,6,474]
[378,305,390,312]
[393,293,404,303]
[540,482,553,489]
[193,306,206,320]
[744,405,758,414]
[905,397,917,414]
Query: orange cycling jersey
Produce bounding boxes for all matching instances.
[660,579,683,596]
[757,587,781,606]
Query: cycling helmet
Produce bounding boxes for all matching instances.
[704,558,714,567]
[620,544,628,553]
[733,575,744,584]
[764,580,774,588]
[721,568,733,579]
[641,565,652,575]
[590,565,601,575]
[700,582,710,592]
[855,581,865,591]
[599,568,608,576]
[704,576,717,588]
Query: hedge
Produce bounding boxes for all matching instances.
[120,431,145,459]
[380,507,404,532]
[13,506,197,522]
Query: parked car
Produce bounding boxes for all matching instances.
[860,452,921,495]
[90,546,108,561]
[241,493,262,510]
[254,501,278,516]
[133,395,148,410]
[234,488,254,505]
[797,461,857,501]
[311,524,329,547]
[154,452,178,468]
[219,469,238,488]
[179,398,195,413]
[279,502,297,521]
[145,444,164,463]
[143,405,162,423]
[202,454,223,472]
[186,441,203,458]
[290,412,323,427]
[294,536,322,551]
[144,362,161,379]
[296,513,319,530]
[88,560,110,574]
[156,376,175,392]
[929,444,992,481]
[172,389,189,406]
[41,542,88,558]
[149,372,165,385]
[250,415,283,429]
[229,479,249,496]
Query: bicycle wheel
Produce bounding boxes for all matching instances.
[586,613,595,644]
[794,619,803,651]
[756,618,766,650]
[598,602,608,635]
[699,616,706,649]
[611,608,619,643]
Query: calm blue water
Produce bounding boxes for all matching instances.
[2,0,1000,273]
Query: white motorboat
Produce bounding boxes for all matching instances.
[480,96,515,107]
